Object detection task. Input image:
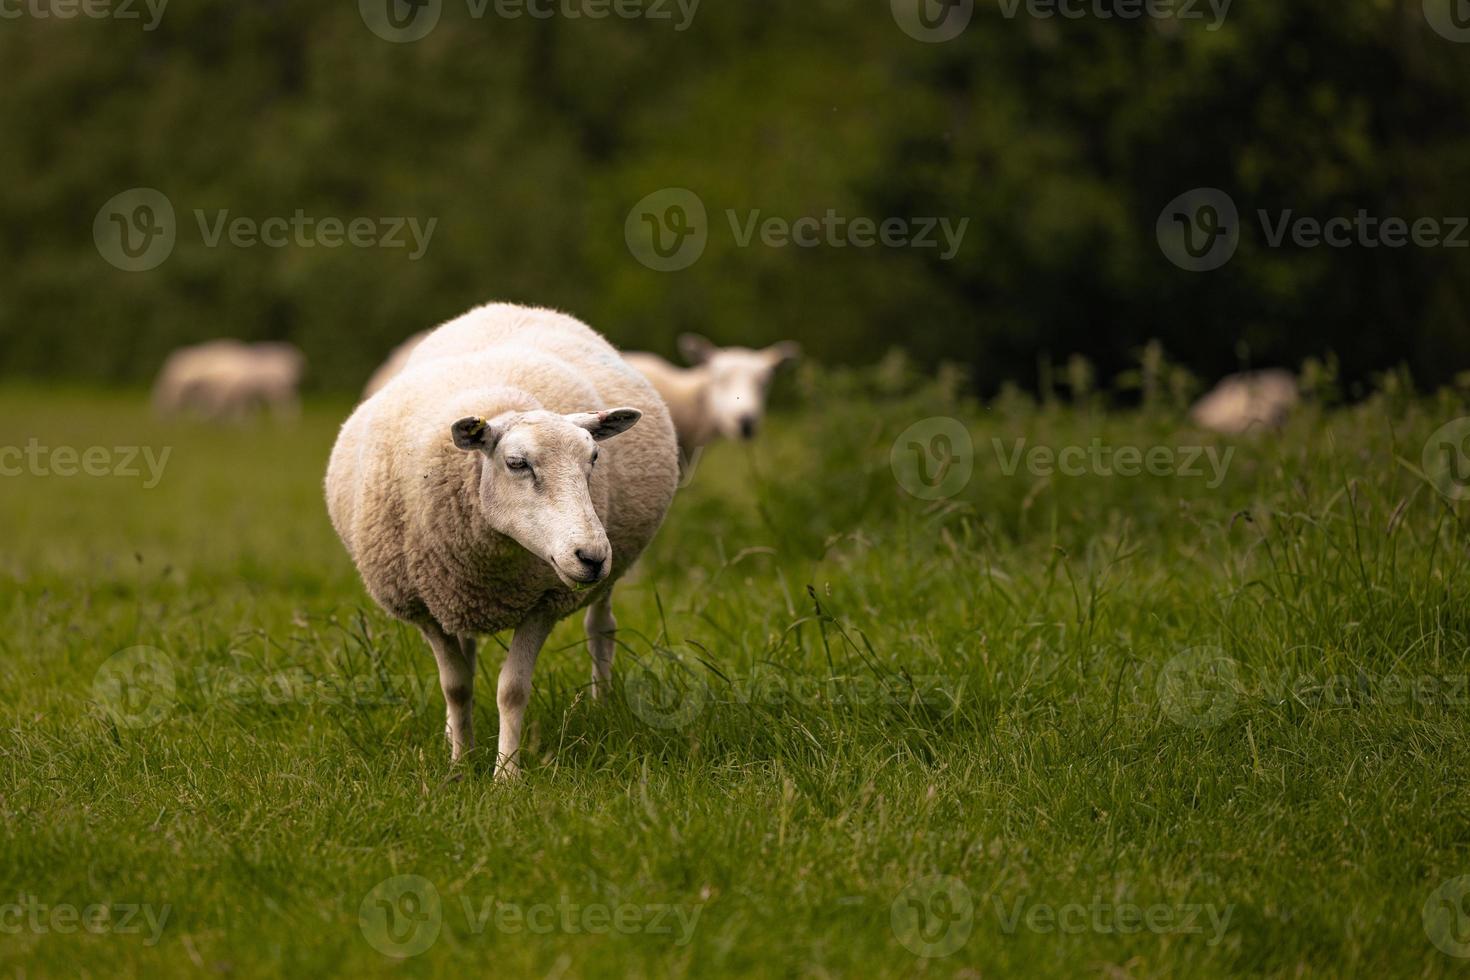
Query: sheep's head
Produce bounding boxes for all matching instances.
[679,333,800,441]
[451,408,642,589]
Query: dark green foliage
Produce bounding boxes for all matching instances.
[1,0,1467,393]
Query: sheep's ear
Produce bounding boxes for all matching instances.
[569,408,642,441]
[766,340,801,366]
[451,416,500,453]
[678,333,717,366]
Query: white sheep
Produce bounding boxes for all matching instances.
[360,330,430,401]
[153,340,305,421]
[325,302,679,778]
[1190,369,1299,435]
[623,334,800,464]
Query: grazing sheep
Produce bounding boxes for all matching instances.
[153,340,305,421]
[360,330,430,401]
[325,303,679,778]
[1190,369,1299,435]
[623,334,800,462]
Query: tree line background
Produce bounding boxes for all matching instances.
[1,0,1467,395]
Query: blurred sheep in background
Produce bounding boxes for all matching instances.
[153,340,305,422]
[1190,369,1299,435]
[624,334,800,463]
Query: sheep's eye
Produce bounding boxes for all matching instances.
[506,458,529,472]
[590,450,600,466]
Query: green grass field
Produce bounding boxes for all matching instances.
[4,368,1470,978]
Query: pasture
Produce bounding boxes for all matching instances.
[2,368,1469,977]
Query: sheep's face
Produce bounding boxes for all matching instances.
[679,334,800,441]
[451,408,642,589]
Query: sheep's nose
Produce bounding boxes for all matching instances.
[738,415,757,439]
[574,548,608,581]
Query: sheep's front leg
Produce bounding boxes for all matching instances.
[420,620,475,764]
[496,614,554,780]
[585,591,616,700]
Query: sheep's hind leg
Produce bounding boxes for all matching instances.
[459,635,477,678]
[496,613,554,781]
[585,591,616,700]
[419,619,476,765]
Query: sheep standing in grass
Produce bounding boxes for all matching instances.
[360,330,430,401]
[153,340,305,421]
[325,303,678,777]
[1191,369,1299,435]
[623,334,799,464]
